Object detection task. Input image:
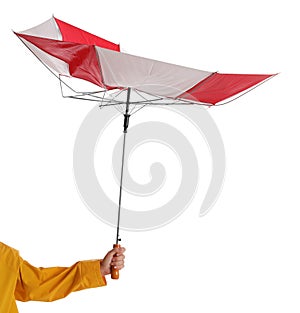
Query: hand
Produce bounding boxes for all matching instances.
[100,246,126,276]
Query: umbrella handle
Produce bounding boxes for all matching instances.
[111,244,121,279]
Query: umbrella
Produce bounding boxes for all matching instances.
[14,16,276,279]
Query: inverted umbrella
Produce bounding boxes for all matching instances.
[14,16,276,279]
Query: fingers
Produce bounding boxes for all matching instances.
[111,247,126,270]
[114,247,126,254]
[111,255,125,266]
[108,246,125,257]
[111,263,124,270]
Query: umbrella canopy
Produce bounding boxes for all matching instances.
[14,17,276,279]
[15,16,275,106]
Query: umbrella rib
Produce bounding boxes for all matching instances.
[61,77,214,107]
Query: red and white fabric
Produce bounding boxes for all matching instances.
[15,17,275,105]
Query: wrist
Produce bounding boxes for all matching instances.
[100,260,108,276]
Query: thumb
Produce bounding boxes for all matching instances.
[104,247,119,263]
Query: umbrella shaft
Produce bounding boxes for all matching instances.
[116,130,127,244]
[115,88,131,244]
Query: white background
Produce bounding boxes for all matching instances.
[1,0,299,312]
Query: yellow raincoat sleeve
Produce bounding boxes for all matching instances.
[14,258,107,302]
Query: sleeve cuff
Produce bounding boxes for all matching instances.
[80,260,107,288]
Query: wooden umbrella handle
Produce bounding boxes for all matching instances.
[111,244,121,279]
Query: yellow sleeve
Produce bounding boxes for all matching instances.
[15,258,107,302]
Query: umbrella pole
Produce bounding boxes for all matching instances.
[111,88,131,279]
